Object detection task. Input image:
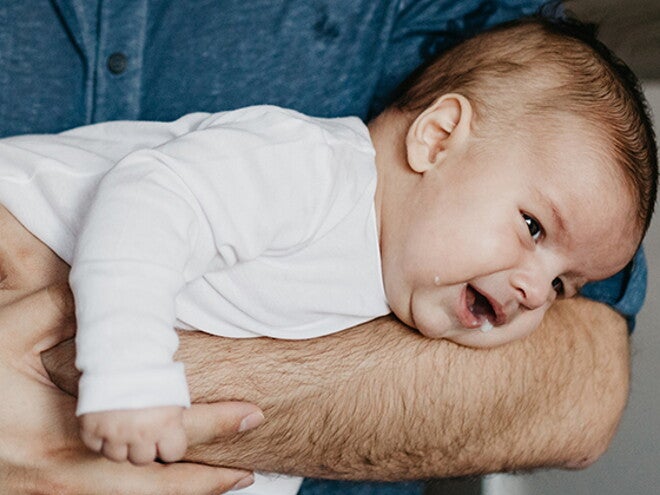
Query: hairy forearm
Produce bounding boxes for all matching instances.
[44,297,630,480]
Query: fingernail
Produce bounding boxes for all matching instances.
[239,411,265,432]
[231,473,254,491]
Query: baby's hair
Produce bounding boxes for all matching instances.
[392,13,658,238]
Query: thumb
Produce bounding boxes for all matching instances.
[0,284,75,354]
[184,401,264,446]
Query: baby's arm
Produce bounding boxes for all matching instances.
[72,114,267,462]
[72,107,333,463]
[71,145,207,461]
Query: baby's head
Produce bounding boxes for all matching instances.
[374,16,657,347]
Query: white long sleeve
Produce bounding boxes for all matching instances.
[70,106,386,415]
[71,145,200,413]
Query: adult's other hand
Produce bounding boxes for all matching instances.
[0,283,261,495]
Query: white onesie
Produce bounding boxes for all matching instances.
[0,105,390,495]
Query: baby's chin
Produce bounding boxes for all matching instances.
[445,332,501,348]
[415,324,450,340]
[430,325,512,349]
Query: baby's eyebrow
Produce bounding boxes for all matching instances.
[533,187,568,240]
[549,200,568,238]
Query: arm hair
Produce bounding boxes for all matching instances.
[43,297,629,479]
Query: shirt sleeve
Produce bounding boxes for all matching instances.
[72,106,373,414]
[580,247,647,332]
[72,136,208,414]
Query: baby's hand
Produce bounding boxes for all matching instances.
[79,406,187,465]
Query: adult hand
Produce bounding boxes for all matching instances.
[0,284,260,495]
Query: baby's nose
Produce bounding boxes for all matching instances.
[511,266,555,310]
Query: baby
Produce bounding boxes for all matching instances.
[0,15,656,479]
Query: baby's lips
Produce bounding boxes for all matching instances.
[457,285,485,329]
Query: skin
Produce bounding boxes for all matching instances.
[79,406,188,465]
[0,201,631,493]
[373,95,640,347]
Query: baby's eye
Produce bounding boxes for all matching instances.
[522,213,542,241]
[552,277,565,296]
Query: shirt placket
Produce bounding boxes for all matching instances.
[93,0,148,122]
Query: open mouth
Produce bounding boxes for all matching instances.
[465,284,496,325]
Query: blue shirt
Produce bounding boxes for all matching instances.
[2,0,552,131]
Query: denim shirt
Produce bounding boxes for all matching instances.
[1,0,555,130]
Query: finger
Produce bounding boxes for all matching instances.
[68,459,254,495]
[80,428,104,453]
[157,426,188,463]
[128,441,157,466]
[137,464,254,495]
[184,401,264,446]
[0,284,74,353]
[101,440,129,463]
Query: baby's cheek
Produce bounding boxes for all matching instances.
[516,305,550,340]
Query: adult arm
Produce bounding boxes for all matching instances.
[46,297,630,479]
[185,298,630,477]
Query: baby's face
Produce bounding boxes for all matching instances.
[381,127,639,347]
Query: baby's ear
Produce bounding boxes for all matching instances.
[405,93,472,173]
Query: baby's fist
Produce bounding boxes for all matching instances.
[79,405,187,465]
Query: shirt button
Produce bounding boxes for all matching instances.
[107,52,128,75]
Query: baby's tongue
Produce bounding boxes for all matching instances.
[467,286,494,320]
